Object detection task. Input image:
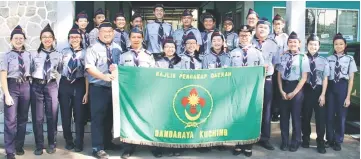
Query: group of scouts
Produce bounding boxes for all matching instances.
[1,3,357,159]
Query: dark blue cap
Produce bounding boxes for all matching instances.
[130,25,143,35]
[40,23,54,37]
[211,29,224,41]
[154,4,165,10]
[184,31,196,43]
[68,24,81,36]
[94,8,105,17]
[201,12,215,22]
[98,19,112,28]
[273,14,284,21]
[163,36,175,47]
[307,33,320,44]
[223,16,233,22]
[11,25,26,39]
[247,8,259,18]
[257,17,271,27]
[76,11,88,20]
[238,25,253,34]
[288,31,299,40]
[182,9,193,17]
[114,10,125,21]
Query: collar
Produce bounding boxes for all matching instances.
[307,52,319,58]
[185,51,195,57]
[254,35,269,42]
[115,28,125,33]
[210,48,225,56]
[41,47,55,54]
[183,26,194,31]
[70,46,82,53]
[334,52,345,58]
[12,49,24,54]
[288,50,300,56]
[155,19,164,23]
[97,38,113,47]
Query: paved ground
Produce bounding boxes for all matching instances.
[0,122,359,159]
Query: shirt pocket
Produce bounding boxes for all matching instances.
[231,56,242,66]
[8,58,18,72]
[97,55,107,67]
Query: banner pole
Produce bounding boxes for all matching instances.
[111,65,121,139]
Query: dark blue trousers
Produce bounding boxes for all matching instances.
[4,79,30,155]
[326,79,348,144]
[30,80,58,149]
[301,84,326,142]
[58,76,86,148]
[280,80,304,145]
[89,84,113,151]
[260,78,273,142]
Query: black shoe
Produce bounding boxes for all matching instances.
[325,140,334,148]
[301,140,310,148]
[289,144,299,152]
[215,146,227,151]
[105,143,122,150]
[317,141,326,154]
[333,142,341,151]
[121,151,132,159]
[196,147,211,153]
[280,143,288,151]
[259,141,275,150]
[74,147,83,152]
[33,148,43,155]
[92,150,109,159]
[232,149,242,156]
[65,142,75,150]
[15,148,25,155]
[243,149,252,157]
[46,147,56,154]
[151,150,163,158]
[6,154,15,159]
[271,115,280,122]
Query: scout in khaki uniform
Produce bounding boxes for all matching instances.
[31,24,63,155]
[301,33,329,154]
[231,25,264,157]
[89,8,105,46]
[1,25,31,159]
[85,19,123,159]
[325,33,358,151]
[277,31,310,152]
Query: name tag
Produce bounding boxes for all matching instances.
[329,60,335,62]
[125,60,132,62]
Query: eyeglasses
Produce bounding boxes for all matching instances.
[239,35,250,38]
[100,30,114,34]
[164,46,175,49]
[69,36,81,40]
[186,42,197,45]
[12,37,24,41]
[41,36,54,39]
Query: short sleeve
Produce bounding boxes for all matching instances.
[85,47,97,69]
[0,53,8,71]
[348,56,358,74]
[323,59,330,77]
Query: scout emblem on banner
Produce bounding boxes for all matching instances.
[173,85,213,128]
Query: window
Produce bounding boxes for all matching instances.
[273,7,359,53]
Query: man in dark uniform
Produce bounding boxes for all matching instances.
[85,19,123,159]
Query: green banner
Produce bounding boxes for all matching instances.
[112,66,265,148]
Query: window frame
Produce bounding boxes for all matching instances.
[272,7,360,41]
